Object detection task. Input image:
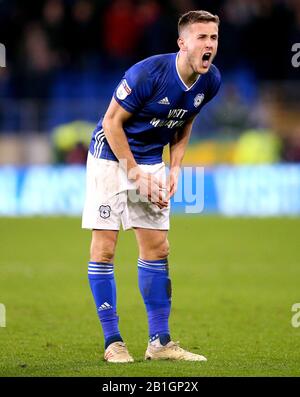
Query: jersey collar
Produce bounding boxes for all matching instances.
[174,52,201,92]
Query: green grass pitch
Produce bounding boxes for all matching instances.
[0,216,300,377]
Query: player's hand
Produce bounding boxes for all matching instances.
[165,167,180,201]
[134,170,169,209]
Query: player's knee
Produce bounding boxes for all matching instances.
[90,240,115,263]
[156,239,170,260]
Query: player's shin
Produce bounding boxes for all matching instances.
[138,258,171,345]
[88,262,123,349]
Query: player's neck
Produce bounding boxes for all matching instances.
[177,52,200,88]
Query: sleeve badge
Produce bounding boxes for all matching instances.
[116,79,132,100]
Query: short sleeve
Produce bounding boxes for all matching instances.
[113,63,153,113]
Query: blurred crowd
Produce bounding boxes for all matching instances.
[1,0,300,100]
[0,0,300,164]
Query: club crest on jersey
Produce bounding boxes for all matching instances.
[99,205,111,219]
[194,93,205,108]
[116,79,132,100]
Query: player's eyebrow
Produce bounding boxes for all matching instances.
[197,33,218,39]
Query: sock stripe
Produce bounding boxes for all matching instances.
[88,271,114,275]
[138,258,168,265]
[88,262,114,275]
[138,264,167,272]
[138,259,168,272]
[88,262,113,267]
[88,271,114,274]
[88,265,113,270]
[89,265,114,270]
[138,259,168,266]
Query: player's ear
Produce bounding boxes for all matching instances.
[177,37,187,51]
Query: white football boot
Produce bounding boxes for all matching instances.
[104,342,134,363]
[145,339,207,362]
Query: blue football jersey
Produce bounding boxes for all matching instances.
[89,52,221,164]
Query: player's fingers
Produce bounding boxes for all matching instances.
[158,188,169,204]
[154,201,168,209]
[148,183,159,201]
[165,183,174,201]
[157,194,169,208]
[170,183,178,199]
[156,176,166,190]
[148,194,162,208]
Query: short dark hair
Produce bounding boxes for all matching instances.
[178,10,220,35]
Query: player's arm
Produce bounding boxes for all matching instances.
[102,97,138,174]
[166,115,196,200]
[102,97,168,208]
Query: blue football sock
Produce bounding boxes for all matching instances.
[88,261,122,349]
[138,258,171,344]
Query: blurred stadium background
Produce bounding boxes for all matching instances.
[0,0,300,216]
[1,0,300,378]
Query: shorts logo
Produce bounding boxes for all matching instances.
[194,93,205,108]
[99,205,111,219]
[116,79,132,100]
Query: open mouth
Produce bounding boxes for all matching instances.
[202,52,212,67]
